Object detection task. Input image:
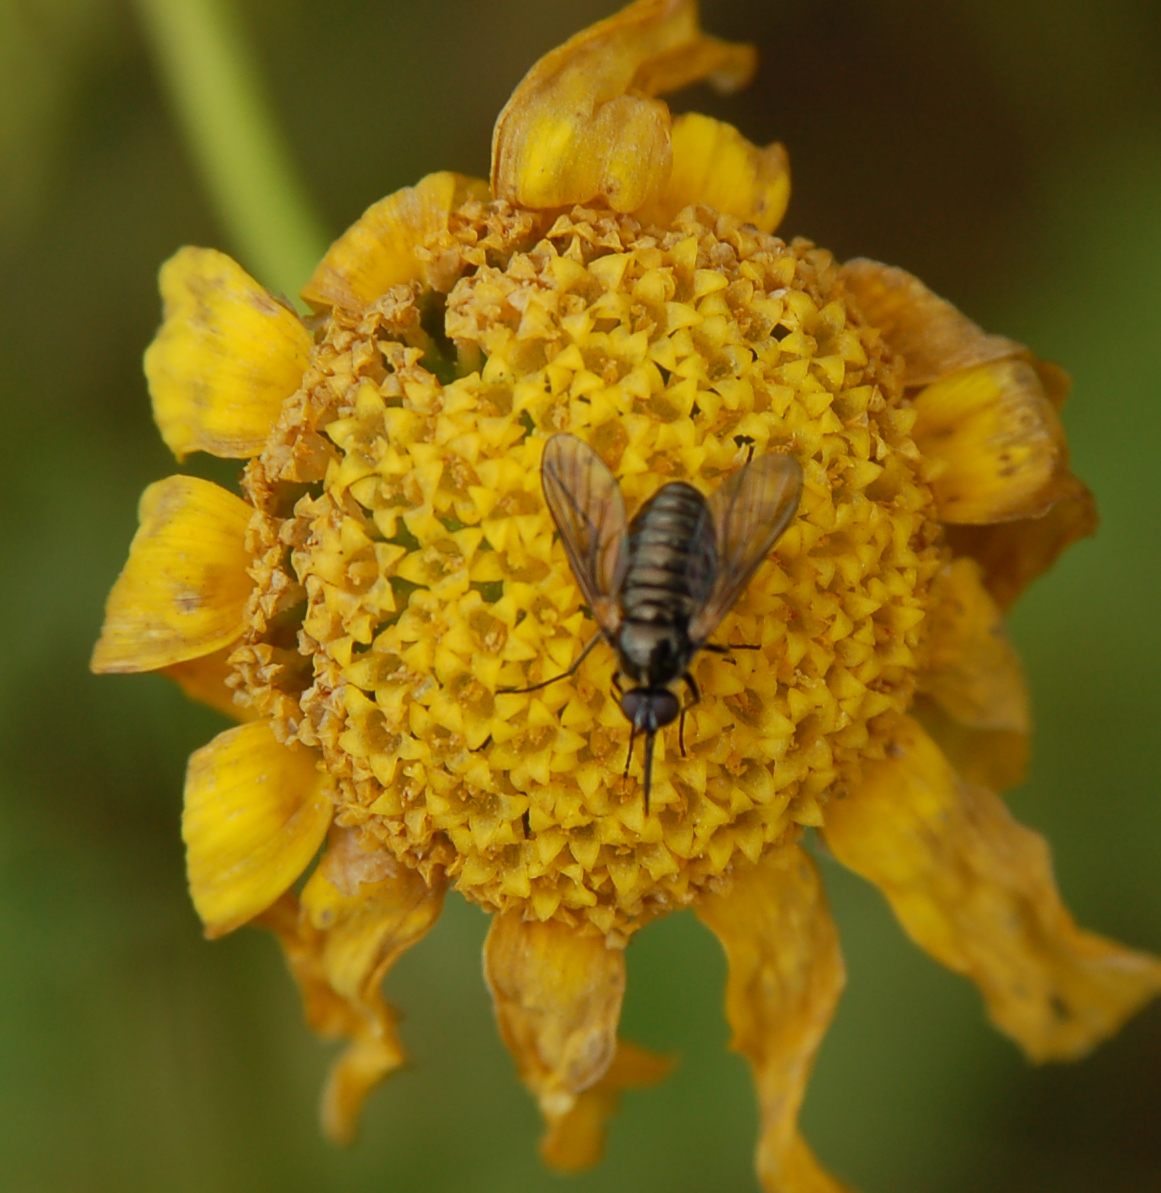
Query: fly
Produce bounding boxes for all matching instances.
[503,432,803,811]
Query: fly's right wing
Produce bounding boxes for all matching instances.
[539,433,628,636]
[688,451,804,644]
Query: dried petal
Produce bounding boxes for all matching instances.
[183,721,332,937]
[696,844,850,1193]
[839,258,1022,387]
[91,476,252,674]
[540,1041,673,1171]
[145,248,311,460]
[260,829,445,1144]
[823,716,1161,1061]
[484,913,661,1169]
[302,172,490,311]
[491,0,755,212]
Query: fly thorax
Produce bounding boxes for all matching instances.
[617,621,688,686]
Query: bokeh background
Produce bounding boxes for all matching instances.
[3,1,1159,1190]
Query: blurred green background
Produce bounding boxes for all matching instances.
[3,1,1158,1190]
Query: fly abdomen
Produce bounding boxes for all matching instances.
[620,482,716,625]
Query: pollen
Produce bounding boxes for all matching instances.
[235,202,941,939]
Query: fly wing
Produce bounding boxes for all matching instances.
[540,433,628,636]
[688,452,804,644]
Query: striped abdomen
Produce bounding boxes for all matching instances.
[621,482,717,623]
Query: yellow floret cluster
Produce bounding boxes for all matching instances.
[232,199,942,939]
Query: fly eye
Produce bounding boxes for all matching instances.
[621,689,680,730]
[651,691,680,726]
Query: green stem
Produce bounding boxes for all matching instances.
[134,0,329,299]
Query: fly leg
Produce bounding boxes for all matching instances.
[678,672,701,756]
[498,633,602,694]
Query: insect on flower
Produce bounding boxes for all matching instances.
[505,433,804,809]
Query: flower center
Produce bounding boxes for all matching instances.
[234,200,941,941]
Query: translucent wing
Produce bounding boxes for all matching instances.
[689,452,804,644]
[540,433,628,636]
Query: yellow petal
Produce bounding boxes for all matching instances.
[913,358,1067,523]
[259,829,445,1145]
[540,1040,674,1172]
[484,913,660,1169]
[823,716,1161,1061]
[914,558,1030,790]
[838,258,1023,387]
[946,472,1098,609]
[696,844,850,1193]
[145,248,311,460]
[919,559,1028,736]
[302,172,490,312]
[639,112,790,233]
[183,721,332,937]
[491,0,755,213]
[913,697,1029,792]
[163,645,254,721]
[91,476,253,674]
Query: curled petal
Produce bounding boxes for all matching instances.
[91,476,252,674]
[696,844,850,1193]
[145,248,311,460]
[491,0,755,213]
[259,829,445,1144]
[823,716,1161,1061]
[639,113,790,233]
[302,172,490,312]
[183,721,333,937]
[838,258,1022,387]
[913,358,1067,524]
[484,913,661,1170]
[946,472,1098,609]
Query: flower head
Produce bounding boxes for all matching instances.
[94,2,1158,1188]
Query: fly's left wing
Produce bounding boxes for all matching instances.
[688,451,803,644]
[540,433,628,637]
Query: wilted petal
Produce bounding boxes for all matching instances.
[540,1040,673,1171]
[946,472,1098,608]
[824,716,1161,1061]
[838,258,1022,387]
[145,248,311,460]
[183,721,332,937]
[696,844,850,1193]
[639,112,790,233]
[91,476,252,674]
[484,912,663,1170]
[491,0,754,213]
[920,558,1028,725]
[259,829,445,1144]
[913,358,1067,524]
[302,172,490,311]
[913,698,1029,792]
[915,557,1029,789]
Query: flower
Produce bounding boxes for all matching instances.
[92,1,1159,1189]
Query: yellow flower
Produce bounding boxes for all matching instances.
[93,2,1158,1189]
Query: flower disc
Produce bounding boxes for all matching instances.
[235,199,941,939]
